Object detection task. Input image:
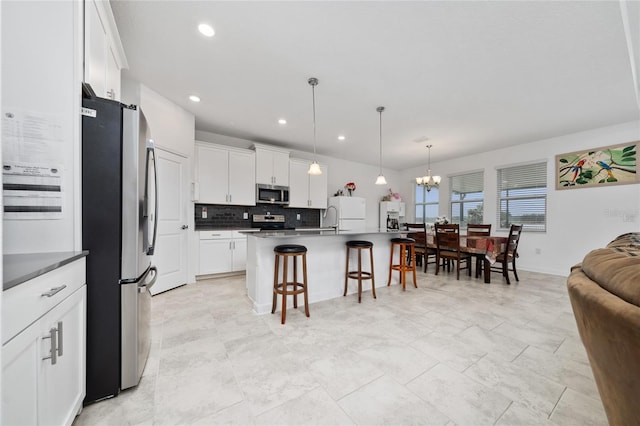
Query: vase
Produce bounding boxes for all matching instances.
[347,189,352,196]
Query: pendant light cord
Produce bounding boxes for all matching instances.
[309,78,319,159]
[379,109,382,173]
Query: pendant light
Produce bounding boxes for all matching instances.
[307,77,322,175]
[375,106,387,185]
[415,144,441,191]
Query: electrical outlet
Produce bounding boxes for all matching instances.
[243,212,249,220]
[535,248,541,255]
[296,213,301,220]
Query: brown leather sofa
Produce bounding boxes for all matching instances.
[567,232,640,425]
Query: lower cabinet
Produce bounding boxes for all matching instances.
[198,231,247,275]
[2,259,86,426]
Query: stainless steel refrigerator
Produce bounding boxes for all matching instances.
[81,94,158,404]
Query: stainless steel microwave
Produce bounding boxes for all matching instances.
[256,184,289,205]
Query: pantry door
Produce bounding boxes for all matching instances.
[152,148,188,295]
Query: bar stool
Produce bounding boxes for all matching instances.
[272,244,309,324]
[344,240,376,303]
[387,237,417,290]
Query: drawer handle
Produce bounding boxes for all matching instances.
[41,285,67,298]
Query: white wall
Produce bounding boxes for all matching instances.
[195,131,402,230]
[1,1,82,254]
[399,120,640,276]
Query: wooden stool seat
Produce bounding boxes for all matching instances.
[272,245,309,324]
[345,240,376,303]
[387,238,417,290]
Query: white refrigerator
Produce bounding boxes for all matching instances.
[326,196,367,231]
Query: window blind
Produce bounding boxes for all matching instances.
[497,162,547,232]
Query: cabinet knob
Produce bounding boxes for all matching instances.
[181,225,189,230]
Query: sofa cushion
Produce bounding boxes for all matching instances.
[580,232,640,307]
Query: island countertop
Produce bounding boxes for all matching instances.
[241,228,393,238]
[245,230,403,314]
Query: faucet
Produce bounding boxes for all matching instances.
[323,205,339,230]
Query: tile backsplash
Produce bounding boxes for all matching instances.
[195,204,321,229]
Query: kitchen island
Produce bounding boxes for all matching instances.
[243,229,401,314]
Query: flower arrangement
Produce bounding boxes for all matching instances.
[345,182,356,196]
[382,188,402,202]
[435,216,449,225]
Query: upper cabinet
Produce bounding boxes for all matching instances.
[289,158,328,209]
[253,144,290,186]
[195,142,255,206]
[84,0,127,100]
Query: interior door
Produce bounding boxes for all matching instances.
[152,148,188,295]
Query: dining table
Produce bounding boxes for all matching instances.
[419,233,508,284]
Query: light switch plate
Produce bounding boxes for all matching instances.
[202,207,207,219]
[243,212,249,219]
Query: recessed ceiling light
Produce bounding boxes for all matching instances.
[189,95,201,102]
[338,135,346,141]
[278,119,287,125]
[198,23,215,37]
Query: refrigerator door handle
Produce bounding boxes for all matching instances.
[144,146,159,255]
[138,266,158,293]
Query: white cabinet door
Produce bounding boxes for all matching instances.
[289,159,327,208]
[255,148,289,186]
[199,240,233,274]
[38,287,86,426]
[105,45,120,100]
[84,0,106,97]
[228,150,255,205]
[232,238,247,271]
[288,159,310,208]
[255,149,275,185]
[197,145,229,204]
[308,164,328,208]
[272,152,290,186]
[2,320,40,426]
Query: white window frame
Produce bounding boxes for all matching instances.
[450,171,484,228]
[496,161,547,232]
[414,184,439,224]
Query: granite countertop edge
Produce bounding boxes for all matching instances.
[3,251,89,291]
[241,229,401,238]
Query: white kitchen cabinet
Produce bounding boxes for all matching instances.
[84,0,127,100]
[195,142,255,205]
[254,144,290,186]
[2,258,86,426]
[198,231,248,275]
[288,158,328,208]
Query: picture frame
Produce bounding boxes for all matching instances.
[555,141,638,190]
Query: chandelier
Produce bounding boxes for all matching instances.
[416,144,441,191]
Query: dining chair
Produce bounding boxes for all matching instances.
[467,223,492,236]
[405,223,434,272]
[434,223,471,280]
[466,223,492,277]
[490,224,523,284]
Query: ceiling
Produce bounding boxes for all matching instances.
[110,1,640,170]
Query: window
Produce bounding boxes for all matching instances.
[450,171,484,227]
[415,185,439,224]
[497,162,547,232]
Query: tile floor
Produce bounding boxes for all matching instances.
[74,268,607,425]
